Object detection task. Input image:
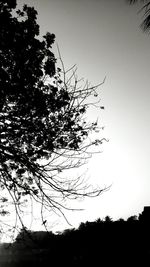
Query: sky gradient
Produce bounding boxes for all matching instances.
[16,0,150,231]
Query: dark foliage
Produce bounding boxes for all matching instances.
[127,0,150,32]
[0,0,105,233]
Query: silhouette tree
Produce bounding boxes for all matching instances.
[127,215,138,222]
[104,215,113,222]
[127,0,150,32]
[0,0,106,235]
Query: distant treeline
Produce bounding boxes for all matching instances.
[0,212,150,266]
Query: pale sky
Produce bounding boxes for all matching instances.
[15,0,150,231]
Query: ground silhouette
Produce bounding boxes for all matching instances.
[0,206,149,266]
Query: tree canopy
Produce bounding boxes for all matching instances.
[0,0,106,237]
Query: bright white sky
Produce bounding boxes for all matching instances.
[15,0,150,232]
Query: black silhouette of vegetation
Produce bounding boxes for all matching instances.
[0,0,106,235]
[0,207,149,267]
[127,0,150,32]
